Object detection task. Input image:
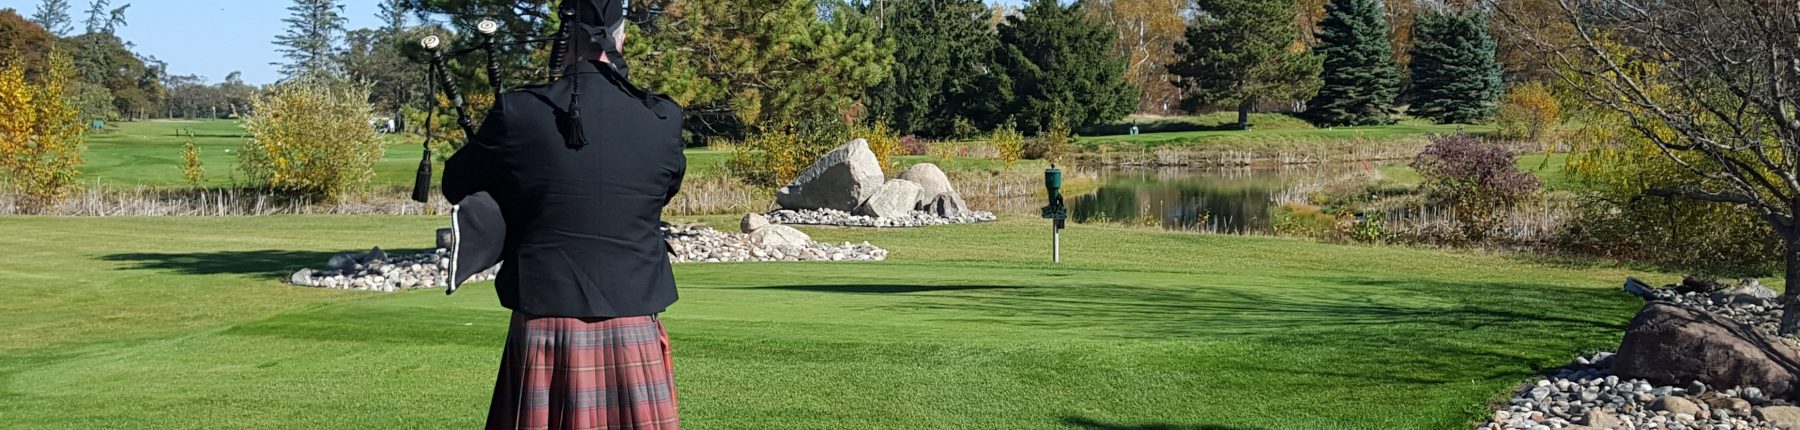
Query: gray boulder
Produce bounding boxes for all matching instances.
[897,163,955,208]
[750,225,812,248]
[775,139,886,211]
[925,192,969,218]
[741,213,770,234]
[326,253,359,271]
[365,246,388,263]
[1614,303,1800,397]
[856,179,923,219]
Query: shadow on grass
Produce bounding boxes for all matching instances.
[752,274,1637,386]
[755,284,1026,294]
[101,249,434,278]
[1063,417,1265,430]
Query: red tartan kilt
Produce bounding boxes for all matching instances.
[487,313,679,430]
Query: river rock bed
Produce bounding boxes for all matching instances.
[1629,278,1783,339]
[1479,351,1799,430]
[289,225,887,292]
[766,208,996,228]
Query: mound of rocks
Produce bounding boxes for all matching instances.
[766,208,997,228]
[1480,352,1797,430]
[288,247,493,292]
[290,224,887,292]
[1480,277,1800,430]
[773,139,991,226]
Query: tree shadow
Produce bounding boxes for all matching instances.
[1063,416,1266,430]
[750,273,1638,387]
[101,249,434,278]
[755,284,1027,294]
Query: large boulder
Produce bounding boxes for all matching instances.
[775,139,886,211]
[1614,303,1800,397]
[856,179,924,219]
[750,224,812,248]
[897,163,955,208]
[925,192,969,218]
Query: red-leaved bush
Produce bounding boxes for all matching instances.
[1411,133,1541,241]
[899,135,929,156]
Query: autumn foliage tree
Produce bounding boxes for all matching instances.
[1508,0,1800,333]
[1085,0,1192,114]
[0,52,86,213]
[239,78,384,199]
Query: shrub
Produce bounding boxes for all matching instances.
[991,121,1024,167]
[899,135,928,156]
[0,52,86,213]
[725,121,842,188]
[857,122,902,170]
[1496,81,1562,142]
[1025,116,1073,163]
[179,130,204,186]
[1411,133,1541,240]
[1558,114,1781,272]
[951,117,981,140]
[239,78,384,199]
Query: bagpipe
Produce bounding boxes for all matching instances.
[408,6,588,204]
[411,0,637,294]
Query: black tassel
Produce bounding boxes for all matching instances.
[565,73,588,149]
[411,147,433,203]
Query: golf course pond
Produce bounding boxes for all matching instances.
[1067,165,1350,234]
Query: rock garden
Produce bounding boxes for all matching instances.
[1480,277,1800,430]
[764,139,996,227]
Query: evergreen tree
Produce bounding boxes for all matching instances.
[1406,9,1502,124]
[32,0,72,36]
[1304,0,1401,126]
[1167,0,1321,130]
[274,0,347,78]
[865,0,997,138]
[81,0,125,35]
[990,0,1139,134]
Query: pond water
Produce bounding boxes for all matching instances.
[1068,166,1351,234]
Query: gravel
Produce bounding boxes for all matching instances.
[766,208,996,228]
[1478,352,1791,430]
[290,224,888,292]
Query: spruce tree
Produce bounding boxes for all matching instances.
[991,0,1139,134]
[865,0,996,138]
[1304,0,1402,126]
[1406,9,1502,124]
[274,0,347,78]
[32,0,72,36]
[1168,0,1322,130]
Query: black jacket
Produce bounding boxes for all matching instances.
[443,60,686,318]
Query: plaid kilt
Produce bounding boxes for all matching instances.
[487,313,679,430]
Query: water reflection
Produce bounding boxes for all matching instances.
[1070,166,1344,233]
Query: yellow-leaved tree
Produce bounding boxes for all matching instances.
[0,52,86,213]
[240,78,384,200]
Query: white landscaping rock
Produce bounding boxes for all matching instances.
[857,179,924,219]
[897,163,955,208]
[741,212,770,234]
[750,224,812,248]
[775,139,886,212]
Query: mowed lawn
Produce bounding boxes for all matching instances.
[0,215,1648,429]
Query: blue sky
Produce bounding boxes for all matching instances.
[0,0,1031,86]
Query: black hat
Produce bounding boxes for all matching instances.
[569,0,627,31]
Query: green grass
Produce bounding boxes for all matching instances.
[1376,152,1577,191]
[0,215,1651,429]
[82,120,431,189]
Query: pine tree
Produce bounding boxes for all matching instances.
[274,0,347,78]
[865,0,997,138]
[32,0,72,36]
[1168,0,1322,130]
[1406,9,1502,124]
[80,0,125,35]
[991,0,1140,134]
[1304,0,1401,126]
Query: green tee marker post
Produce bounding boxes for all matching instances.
[1042,165,1068,263]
